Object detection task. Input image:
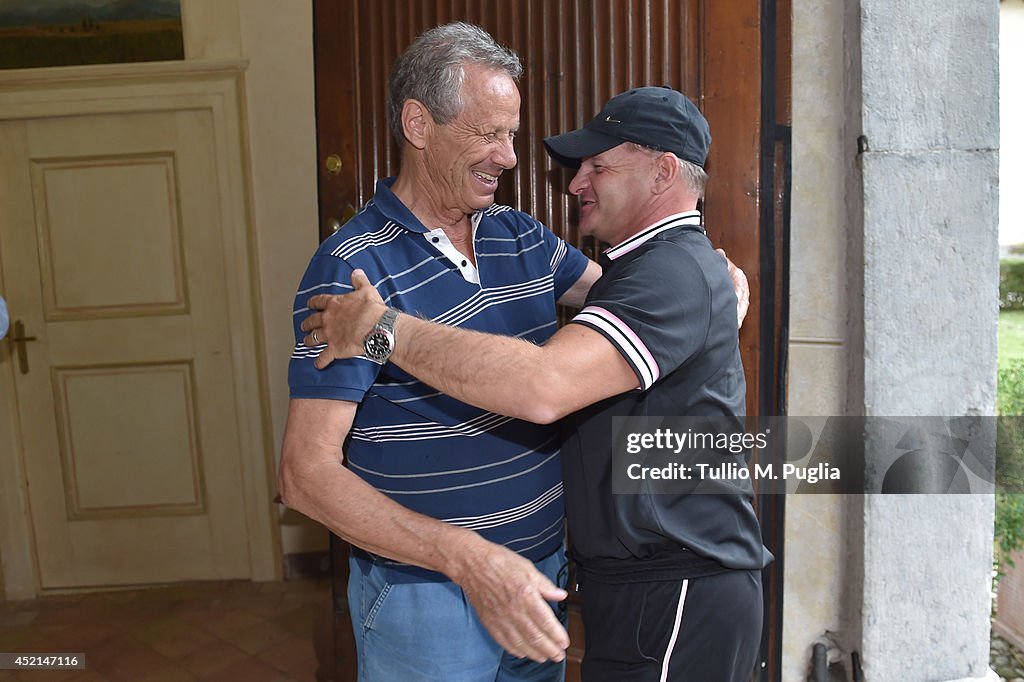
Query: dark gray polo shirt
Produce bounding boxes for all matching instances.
[561,211,772,582]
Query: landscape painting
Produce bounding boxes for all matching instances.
[0,0,183,70]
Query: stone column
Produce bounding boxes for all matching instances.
[850,1,999,680]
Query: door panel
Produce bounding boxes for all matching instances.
[313,1,780,679]
[0,110,252,589]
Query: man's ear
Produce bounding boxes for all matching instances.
[401,99,433,150]
[651,152,680,195]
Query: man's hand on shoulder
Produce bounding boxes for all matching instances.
[716,248,750,328]
[301,269,387,369]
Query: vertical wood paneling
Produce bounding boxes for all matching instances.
[335,0,709,272]
[702,0,762,416]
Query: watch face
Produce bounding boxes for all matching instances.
[364,330,394,362]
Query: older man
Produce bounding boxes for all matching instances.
[302,86,771,681]
[281,23,583,681]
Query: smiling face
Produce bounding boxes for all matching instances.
[423,63,521,216]
[568,143,660,245]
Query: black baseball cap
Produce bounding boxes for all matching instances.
[543,86,711,169]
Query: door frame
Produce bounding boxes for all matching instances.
[0,60,282,597]
[756,0,791,678]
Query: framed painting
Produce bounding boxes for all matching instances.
[0,0,183,70]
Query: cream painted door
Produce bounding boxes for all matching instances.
[0,109,251,589]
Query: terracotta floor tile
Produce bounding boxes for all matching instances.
[87,639,171,681]
[176,607,221,628]
[214,592,282,617]
[0,631,52,653]
[153,583,219,604]
[226,620,292,656]
[134,665,196,682]
[259,582,297,594]
[132,616,192,646]
[83,635,140,667]
[193,610,265,639]
[31,606,103,629]
[0,611,38,628]
[35,621,120,651]
[94,652,173,682]
[201,656,293,682]
[65,670,110,681]
[148,625,218,660]
[279,583,330,609]
[179,640,248,677]
[272,604,319,639]
[257,635,319,681]
[1,580,328,682]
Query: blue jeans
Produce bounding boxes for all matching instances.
[348,546,569,681]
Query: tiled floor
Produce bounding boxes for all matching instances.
[0,579,331,681]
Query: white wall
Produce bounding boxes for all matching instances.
[234,2,326,555]
[182,0,325,555]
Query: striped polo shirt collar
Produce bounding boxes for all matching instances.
[373,177,485,234]
[604,211,703,262]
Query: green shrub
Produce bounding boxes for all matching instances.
[1000,260,1024,310]
[997,360,1024,575]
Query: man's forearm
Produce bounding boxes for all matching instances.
[391,314,562,423]
[279,398,570,662]
[282,458,476,573]
[300,270,637,422]
[279,407,485,579]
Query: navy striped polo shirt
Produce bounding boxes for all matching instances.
[289,177,588,571]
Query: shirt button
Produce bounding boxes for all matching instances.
[461,260,468,267]
[432,236,440,243]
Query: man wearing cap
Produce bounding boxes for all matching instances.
[302,85,771,681]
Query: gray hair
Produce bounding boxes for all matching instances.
[387,22,522,143]
[632,143,709,198]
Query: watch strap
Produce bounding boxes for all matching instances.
[377,307,399,334]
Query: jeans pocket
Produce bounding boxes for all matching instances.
[360,562,393,631]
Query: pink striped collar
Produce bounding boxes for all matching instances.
[604,211,703,261]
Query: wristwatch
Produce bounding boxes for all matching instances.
[363,307,399,363]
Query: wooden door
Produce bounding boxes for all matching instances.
[0,110,252,589]
[313,1,789,679]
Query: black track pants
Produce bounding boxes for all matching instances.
[579,569,763,682]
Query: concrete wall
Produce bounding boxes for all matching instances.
[783,0,851,678]
[856,2,998,679]
[1003,0,1024,246]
